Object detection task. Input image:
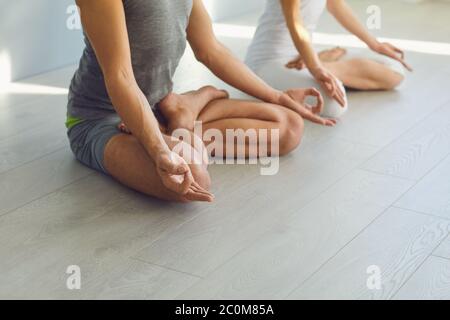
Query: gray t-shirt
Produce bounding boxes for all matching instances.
[68,0,193,120]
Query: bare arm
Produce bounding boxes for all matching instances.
[280,0,321,71]
[187,0,329,122]
[327,0,412,70]
[327,0,378,48]
[187,0,283,104]
[280,0,346,107]
[76,0,204,196]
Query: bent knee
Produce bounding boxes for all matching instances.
[382,70,404,90]
[278,110,304,155]
[322,88,348,118]
[368,60,405,90]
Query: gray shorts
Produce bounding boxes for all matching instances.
[67,107,166,174]
[67,115,122,174]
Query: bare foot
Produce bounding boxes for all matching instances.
[318,47,347,62]
[158,85,229,133]
[117,86,228,134]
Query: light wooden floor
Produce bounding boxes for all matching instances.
[1,0,450,300]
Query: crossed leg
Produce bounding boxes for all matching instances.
[319,47,405,91]
[104,97,304,202]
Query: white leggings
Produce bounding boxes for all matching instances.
[253,48,406,118]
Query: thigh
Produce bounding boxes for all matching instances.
[255,60,348,118]
[67,115,122,174]
[342,48,405,76]
[196,98,304,157]
[198,98,287,125]
[324,58,402,91]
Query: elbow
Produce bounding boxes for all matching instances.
[326,0,335,13]
[193,40,222,66]
[326,0,341,14]
[104,67,136,92]
[194,50,210,65]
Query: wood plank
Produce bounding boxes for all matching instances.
[134,140,378,278]
[0,66,75,109]
[0,94,67,141]
[395,155,450,219]
[67,259,199,300]
[0,121,68,174]
[288,208,449,300]
[360,102,450,180]
[0,174,205,299]
[393,256,450,300]
[174,170,412,299]
[0,147,92,217]
[2,257,198,300]
[433,236,450,259]
[320,52,450,148]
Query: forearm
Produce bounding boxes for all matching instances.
[202,43,313,115]
[200,42,281,104]
[287,20,322,70]
[106,75,170,158]
[327,0,378,49]
[280,0,322,72]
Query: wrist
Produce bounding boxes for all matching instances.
[146,141,171,163]
[268,89,285,105]
[309,64,324,78]
[368,39,381,51]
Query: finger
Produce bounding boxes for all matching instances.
[163,176,186,195]
[320,79,334,98]
[305,113,331,127]
[327,78,343,107]
[161,159,189,175]
[187,182,215,202]
[286,63,297,70]
[325,120,336,127]
[286,58,299,68]
[316,89,325,112]
[333,80,346,107]
[305,87,321,97]
[321,117,337,127]
[398,58,413,72]
[335,90,346,108]
[220,89,230,98]
[392,45,405,59]
[178,170,194,195]
[296,60,306,70]
[184,188,214,202]
[328,118,338,125]
[305,88,324,114]
[191,182,214,198]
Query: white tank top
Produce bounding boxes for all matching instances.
[245,0,327,72]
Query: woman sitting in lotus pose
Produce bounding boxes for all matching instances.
[245,0,412,118]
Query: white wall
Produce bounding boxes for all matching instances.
[204,0,261,21]
[0,0,84,82]
[0,0,260,82]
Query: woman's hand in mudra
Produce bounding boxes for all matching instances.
[285,87,324,115]
[371,41,413,72]
[309,66,346,108]
[280,90,337,127]
[155,151,214,202]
